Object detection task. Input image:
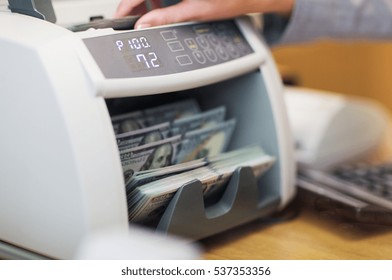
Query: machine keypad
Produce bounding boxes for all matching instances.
[84,20,254,78]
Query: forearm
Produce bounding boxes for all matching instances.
[278,0,392,44]
[115,0,294,28]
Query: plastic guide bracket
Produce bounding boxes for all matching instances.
[156,166,280,240]
[8,0,56,23]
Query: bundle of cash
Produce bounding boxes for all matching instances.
[112,99,201,134]
[125,146,271,192]
[126,146,276,223]
[119,118,236,175]
[111,98,275,225]
[125,157,209,192]
[115,106,226,151]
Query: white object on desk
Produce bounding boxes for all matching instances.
[75,225,201,260]
[284,86,390,170]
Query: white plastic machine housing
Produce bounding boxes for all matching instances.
[0,10,295,259]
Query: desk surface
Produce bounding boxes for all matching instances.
[201,204,392,259]
[201,124,392,260]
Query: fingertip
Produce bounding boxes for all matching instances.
[134,15,152,29]
[135,23,152,29]
[135,10,171,27]
[133,12,162,29]
[114,6,128,18]
[132,3,201,29]
[113,11,122,19]
[114,0,143,19]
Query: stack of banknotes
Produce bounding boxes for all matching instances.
[111,99,276,223]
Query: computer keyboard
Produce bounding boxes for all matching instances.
[299,161,392,212]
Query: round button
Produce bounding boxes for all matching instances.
[193,51,207,64]
[207,34,220,47]
[226,44,240,58]
[196,36,210,49]
[204,49,218,62]
[215,46,229,60]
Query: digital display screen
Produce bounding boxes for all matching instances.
[115,36,162,72]
[83,20,254,79]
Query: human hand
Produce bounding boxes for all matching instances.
[114,0,294,29]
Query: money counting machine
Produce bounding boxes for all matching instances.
[0,0,296,259]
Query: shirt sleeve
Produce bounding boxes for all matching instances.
[265,0,392,45]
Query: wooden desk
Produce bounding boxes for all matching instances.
[201,203,392,259]
[201,123,392,260]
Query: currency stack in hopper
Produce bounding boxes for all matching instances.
[112,99,275,224]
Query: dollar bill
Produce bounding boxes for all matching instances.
[169,106,226,136]
[174,118,236,164]
[121,118,235,180]
[112,99,201,134]
[127,146,276,223]
[130,146,243,177]
[116,106,226,151]
[125,158,208,193]
[143,98,200,126]
[120,135,184,175]
[112,110,143,135]
[116,122,171,151]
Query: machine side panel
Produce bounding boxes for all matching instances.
[259,45,297,208]
[0,14,128,259]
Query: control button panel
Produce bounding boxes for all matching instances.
[84,20,254,79]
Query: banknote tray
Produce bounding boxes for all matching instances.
[156,166,280,240]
